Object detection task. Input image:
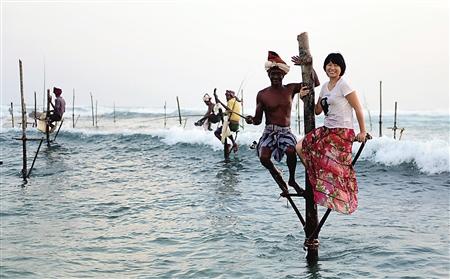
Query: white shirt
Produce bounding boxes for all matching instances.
[319,77,354,129]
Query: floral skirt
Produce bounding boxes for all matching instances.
[301,127,357,214]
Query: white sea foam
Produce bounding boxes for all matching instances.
[357,136,450,174]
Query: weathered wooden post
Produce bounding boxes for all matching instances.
[72,88,75,128]
[379,81,382,137]
[10,102,15,128]
[90,92,95,127]
[19,60,27,180]
[297,32,319,262]
[176,96,182,125]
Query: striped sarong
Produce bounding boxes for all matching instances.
[257,124,297,162]
[301,126,357,214]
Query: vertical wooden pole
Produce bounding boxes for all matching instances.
[90,92,94,127]
[72,88,75,128]
[43,58,46,110]
[393,101,397,139]
[297,32,319,262]
[297,94,301,135]
[19,60,27,180]
[34,91,37,127]
[46,89,51,146]
[240,90,245,131]
[113,102,116,123]
[10,102,14,128]
[95,100,98,128]
[379,81,382,137]
[164,101,167,128]
[176,96,182,125]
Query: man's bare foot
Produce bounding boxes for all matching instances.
[288,179,305,197]
[225,144,231,154]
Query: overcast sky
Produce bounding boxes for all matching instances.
[1,0,448,112]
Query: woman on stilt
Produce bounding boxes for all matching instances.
[293,53,367,214]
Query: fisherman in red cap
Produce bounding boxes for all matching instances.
[47,87,66,129]
[214,89,242,153]
[245,51,318,196]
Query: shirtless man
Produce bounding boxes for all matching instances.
[245,51,312,196]
[195,93,219,131]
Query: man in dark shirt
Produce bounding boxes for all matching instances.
[47,87,66,129]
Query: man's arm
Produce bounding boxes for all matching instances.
[245,92,263,125]
[288,83,310,100]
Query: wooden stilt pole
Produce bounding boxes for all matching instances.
[43,58,46,111]
[95,100,98,128]
[19,60,27,181]
[297,32,319,262]
[297,93,301,135]
[46,89,51,146]
[379,81,382,137]
[34,91,37,127]
[72,88,75,128]
[176,96,182,125]
[113,102,116,123]
[164,101,167,128]
[10,102,15,128]
[241,90,245,131]
[27,138,44,178]
[90,92,94,126]
[393,101,397,139]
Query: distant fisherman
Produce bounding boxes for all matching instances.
[214,90,241,153]
[245,51,318,195]
[195,93,220,131]
[47,87,66,130]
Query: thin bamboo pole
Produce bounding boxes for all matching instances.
[27,138,44,178]
[393,101,398,139]
[297,93,301,135]
[43,58,46,110]
[240,90,245,131]
[34,91,37,127]
[72,88,75,128]
[379,81,382,137]
[19,60,27,180]
[164,101,167,128]
[95,100,98,128]
[46,89,50,146]
[176,96,182,125]
[90,92,94,127]
[10,102,15,128]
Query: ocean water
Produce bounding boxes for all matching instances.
[1,106,449,278]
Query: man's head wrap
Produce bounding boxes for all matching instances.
[53,87,62,95]
[203,93,211,102]
[265,51,290,74]
[225,90,235,98]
